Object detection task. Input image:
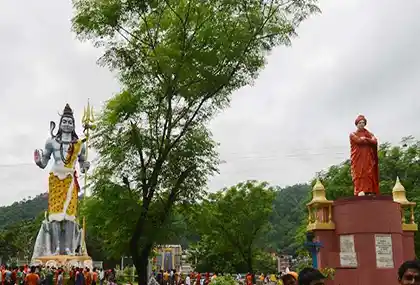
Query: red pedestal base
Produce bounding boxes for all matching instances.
[313,195,415,285]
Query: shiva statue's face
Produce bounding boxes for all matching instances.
[60,116,75,133]
[356,120,366,131]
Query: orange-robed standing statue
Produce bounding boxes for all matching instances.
[350,115,380,196]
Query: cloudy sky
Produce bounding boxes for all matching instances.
[1,0,420,205]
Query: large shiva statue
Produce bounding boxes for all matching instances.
[32,103,90,258]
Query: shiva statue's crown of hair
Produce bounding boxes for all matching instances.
[62,103,74,118]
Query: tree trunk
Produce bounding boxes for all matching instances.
[247,255,255,284]
[133,244,153,285]
[135,253,149,285]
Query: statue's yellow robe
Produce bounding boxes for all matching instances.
[48,140,82,222]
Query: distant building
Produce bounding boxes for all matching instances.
[277,254,293,273]
[180,253,193,274]
[154,245,182,272]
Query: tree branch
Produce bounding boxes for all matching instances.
[169,2,279,151]
[129,195,151,262]
[216,221,249,265]
[130,123,148,193]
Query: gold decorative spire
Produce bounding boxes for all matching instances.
[306,178,334,231]
[392,177,418,232]
[309,179,328,203]
[392,177,411,205]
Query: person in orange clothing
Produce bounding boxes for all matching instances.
[11,267,17,285]
[25,267,40,285]
[1,266,4,285]
[92,268,98,285]
[195,273,201,285]
[246,273,253,285]
[85,268,93,285]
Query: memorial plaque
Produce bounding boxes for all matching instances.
[339,235,357,267]
[375,234,394,268]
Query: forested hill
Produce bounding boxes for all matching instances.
[0,184,310,257]
[0,185,310,241]
[0,194,48,229]
[267,184,311,254]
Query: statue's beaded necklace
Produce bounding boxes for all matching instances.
[59,141,75,165]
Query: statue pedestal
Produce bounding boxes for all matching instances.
[33,255,92,269]
[31,219,91,268]
[312,196,416,285]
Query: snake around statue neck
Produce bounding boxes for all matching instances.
[59,141,75,165]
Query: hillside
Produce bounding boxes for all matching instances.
[0,183,310,261]
[266,183,311,254]
[0,193,48,229]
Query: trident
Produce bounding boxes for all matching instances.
[80,99,95,256]
[81,99,96,194]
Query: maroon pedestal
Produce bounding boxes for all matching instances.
[313,196,415,285]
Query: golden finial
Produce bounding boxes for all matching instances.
[306,178,334,231]
[309,179,329,203]
[392,177,411,205]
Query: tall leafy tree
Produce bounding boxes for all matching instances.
[72,0,319,283]
[191,181,276,273]
[81,196,196,261]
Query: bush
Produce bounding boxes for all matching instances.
[211,275,236,285]
[319,267,335,280]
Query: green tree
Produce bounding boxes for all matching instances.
[81,195,199,261]
[191,181,276,273]
[187,235,238,273]
[72,0,319,283]
[0,213,43,263]
[295,139,420,255]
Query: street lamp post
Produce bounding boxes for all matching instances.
[304,232,323,269]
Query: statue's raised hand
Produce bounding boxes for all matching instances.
[34,149,44,167]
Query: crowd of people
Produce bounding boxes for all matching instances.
[152,270,219,285]
[149,270,300,285]
[1,259,419,285]
[150,259,420,285]
[256,259,420,285]
[0,265,113,285]
[151,270,304,285]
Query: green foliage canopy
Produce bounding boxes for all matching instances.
[72,0,320,282]
[187,181,276,273]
